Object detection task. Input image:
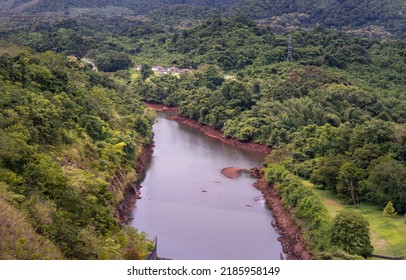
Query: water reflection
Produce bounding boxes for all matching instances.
[131,113,282,259]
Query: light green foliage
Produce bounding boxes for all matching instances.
[310,155,347,192]
[331,210,373,257]
[0,181,25,205]
[1,9,405,260]
[116,226,155,260]
[0,124,33,166]
[383,201,397,217]
[337,162,365,206]
[0,47,154,259]
[265,165,332,252]
[94,51,132,72]
[0,198,63,259]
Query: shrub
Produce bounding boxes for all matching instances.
[331,210,373,257]
[382,201,397,217]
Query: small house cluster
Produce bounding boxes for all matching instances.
[134,65,192,75]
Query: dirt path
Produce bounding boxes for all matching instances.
[81,58,98,72]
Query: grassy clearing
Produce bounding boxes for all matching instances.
[303,180,406,257]
[359,205,406,256]
[312,188,343,217]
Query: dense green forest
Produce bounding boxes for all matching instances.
[129,18,406,258]
[1,1,405,259]
[133,18,406,213]
[0,46,155,259]
[1,0,406,38]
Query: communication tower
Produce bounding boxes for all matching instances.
[287,35,293,62]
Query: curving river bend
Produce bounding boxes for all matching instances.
[131,112,282,259]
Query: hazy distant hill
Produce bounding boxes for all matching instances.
[232,0,406,37]
[1,0,405,38]
[1,0,237,13]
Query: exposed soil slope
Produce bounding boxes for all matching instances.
[114,143,154,224]
[251,168,313,260]
[168,115,272,154]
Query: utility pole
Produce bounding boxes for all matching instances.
[287,35,293,62]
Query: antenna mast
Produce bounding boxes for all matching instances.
[287,35,293,62]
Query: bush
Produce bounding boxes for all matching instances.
[331,210,373,257]
[382,201,397,217]
[264,165,332,253]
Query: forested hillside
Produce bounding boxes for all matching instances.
[1,0,405,38]
[131,18,406,258]
[1,0,237,14]
[0,46,155,259]
[1,1,405,259]
[233,0,406,37]
[133,18,405,213]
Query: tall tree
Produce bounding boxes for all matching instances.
[331,210,373,257]
[337,162,365,206]
[366,157,406,213]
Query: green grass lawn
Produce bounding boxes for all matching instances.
[303,180,406,257]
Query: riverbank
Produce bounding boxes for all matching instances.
[251,168,313,260]
[145,103,271,153]
[175,112,313,259]
[145,103,313,259]
[169,115,272,154]
[114,143,154,224]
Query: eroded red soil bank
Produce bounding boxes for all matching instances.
[114,143,154,224]
[169,115,272,154]
[251,168,313,260]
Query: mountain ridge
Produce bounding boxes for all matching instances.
[1,0,405,39]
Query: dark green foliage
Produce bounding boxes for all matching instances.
[365,157,406,213]
[82,115,109,141]
[331,210,373,257]
[128,17,406,220]
[133,115,153,139]
[140,64,153,81]
[311,155,348,193]
[231,0,406,39]
[202,65,224,90]
[8,0,406,38]
[336,162,365,206]
[94,51,132,72]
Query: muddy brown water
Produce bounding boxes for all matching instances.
[131,112,283,259]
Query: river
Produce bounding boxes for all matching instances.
[131,112,282,259]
